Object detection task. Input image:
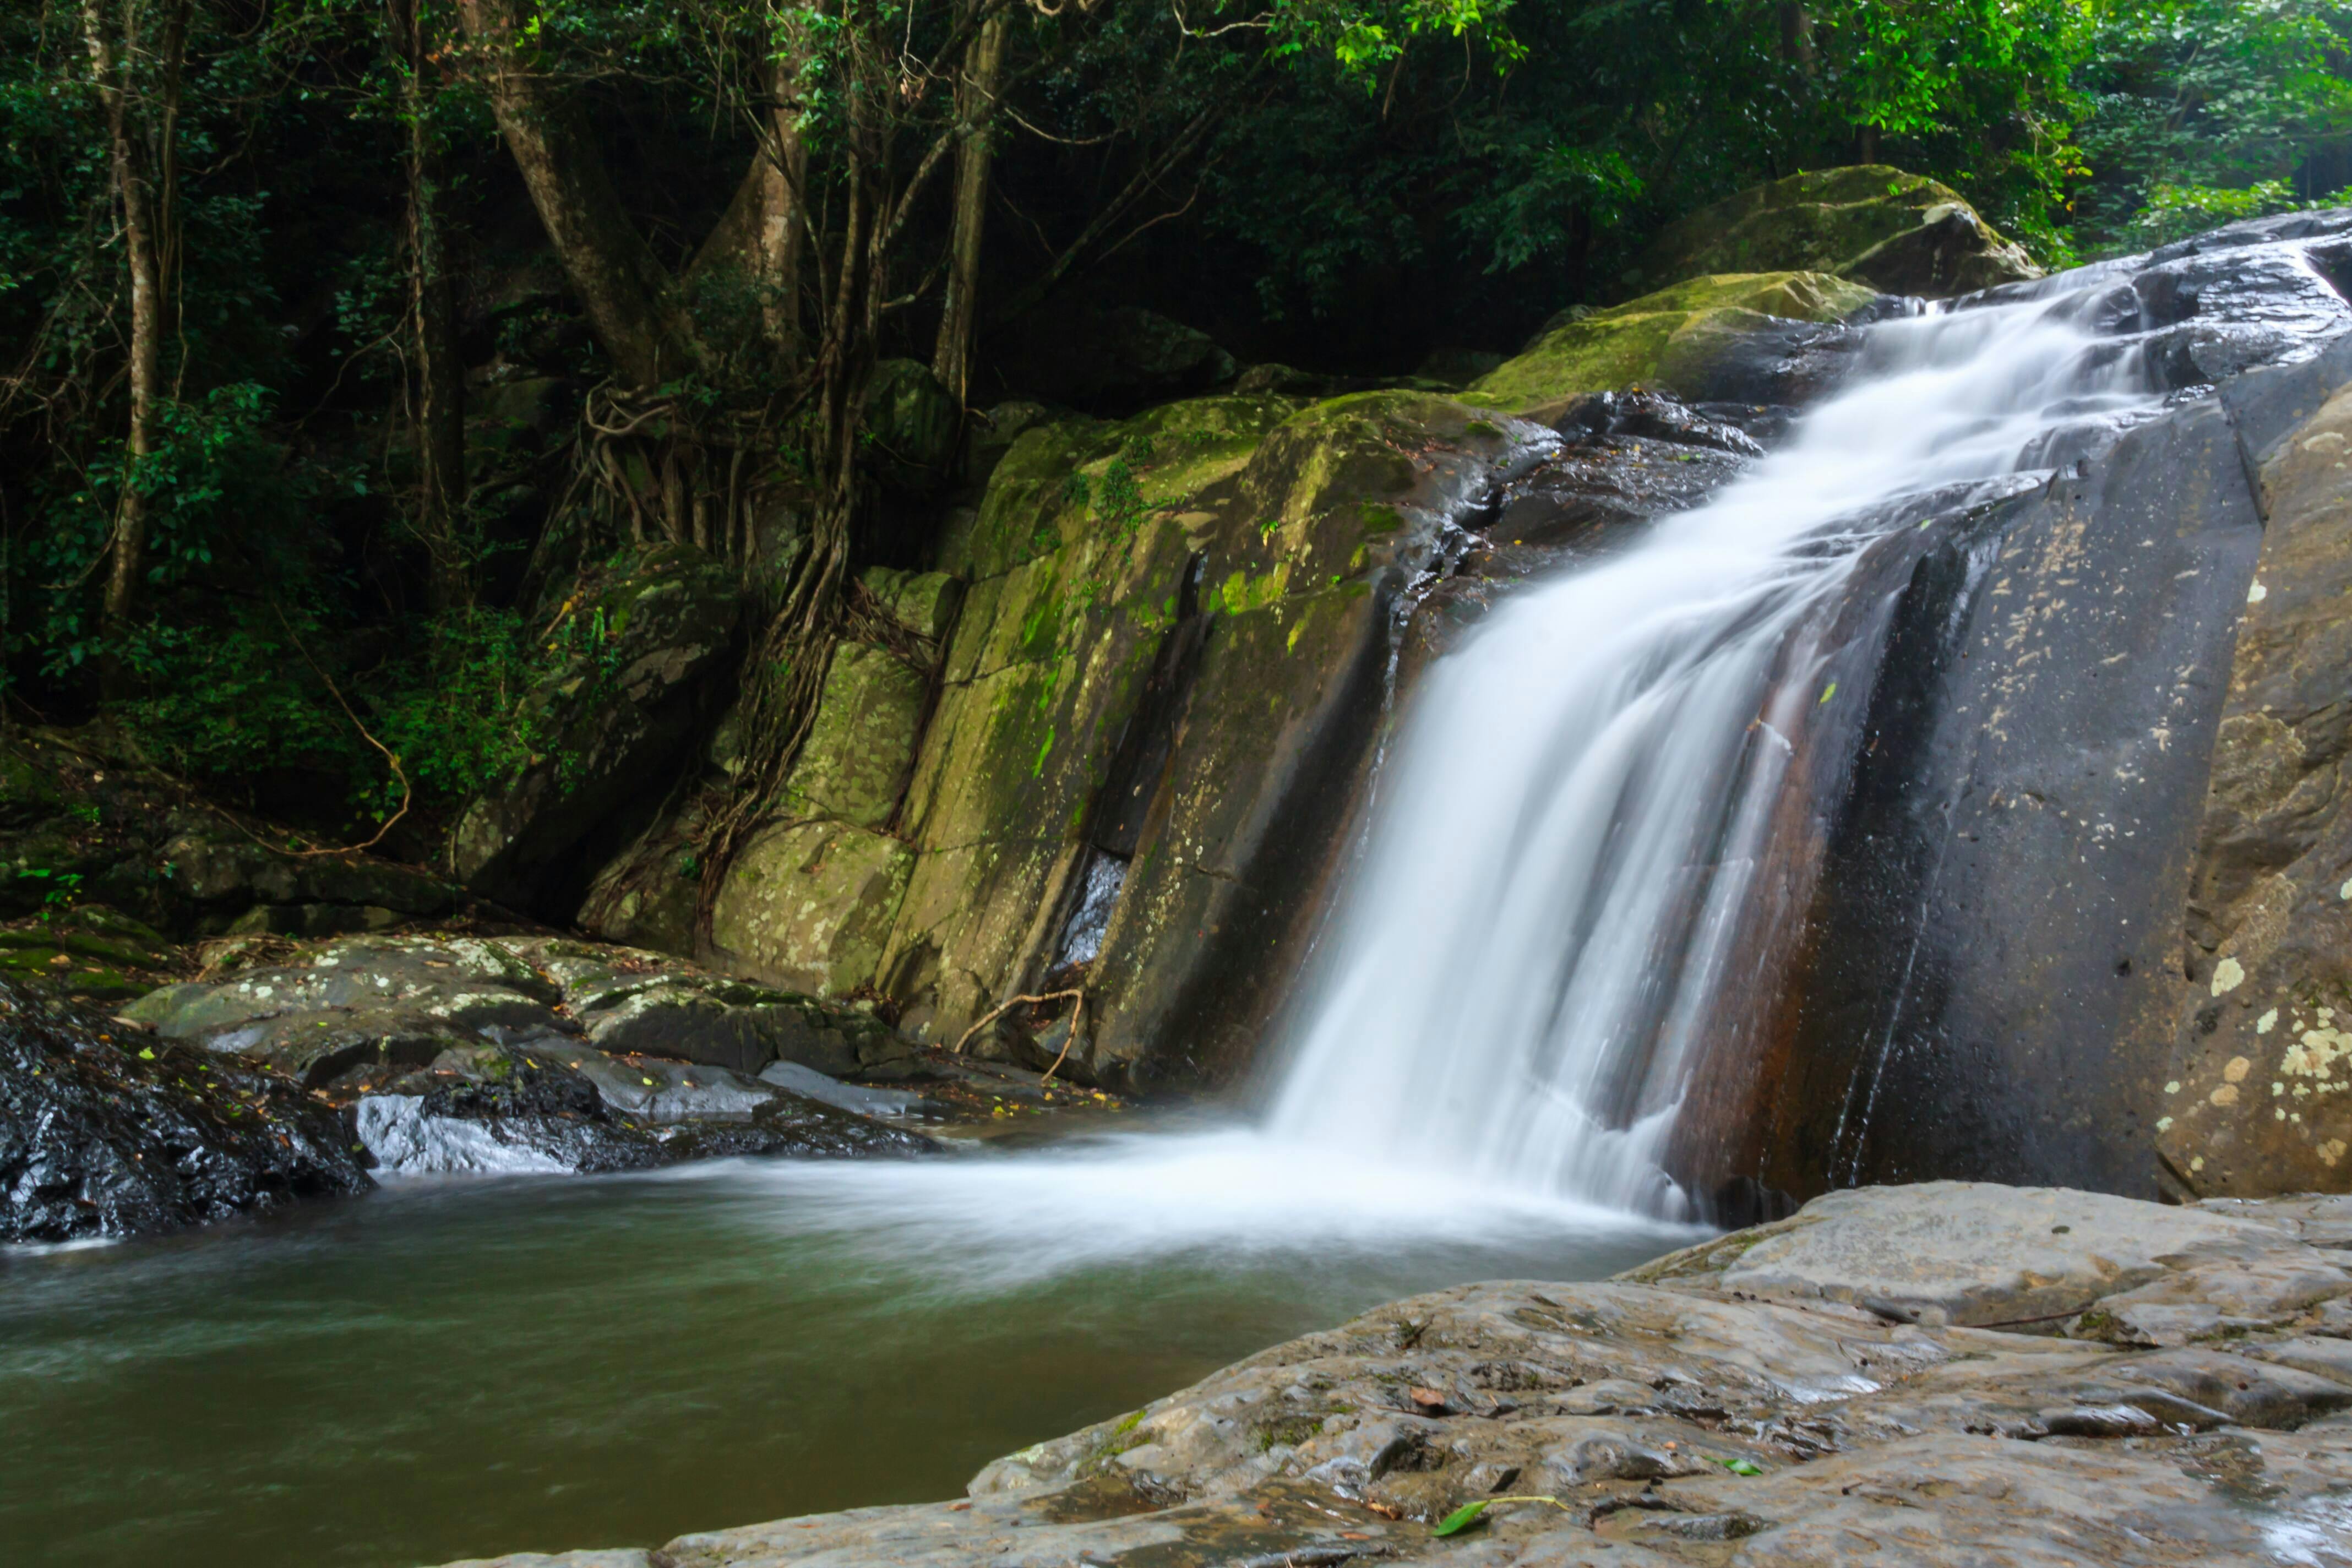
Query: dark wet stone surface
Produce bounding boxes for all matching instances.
[0,977,369,1243]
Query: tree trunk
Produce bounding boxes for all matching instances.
[692,51,812,358]
[931,5,1007,406]
[1777,3,1815,72]
[81,0,182,666]
[455,0,699,390]
[394,0,471,608]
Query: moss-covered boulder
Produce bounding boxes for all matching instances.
[1627,166,2040,300]
[451,543,741,911]
[1468,272,1881,412]
[0,906,181,1004]
[872,384,1520,1082]
[780,644,929,830]
[859,566,963,640]
[708,820,914,998]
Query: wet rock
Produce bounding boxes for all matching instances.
[442,1184,2352,1568]
[352,1039,935,1176]
[756,1058,934,1119]
[2159,340,2352,1196]
[116,933,943,1183]
[1626,165,2040,300]
[1749,217,2352,1200]
[0,977,369,1243]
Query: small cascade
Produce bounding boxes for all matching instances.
[1264,284,2177,1219]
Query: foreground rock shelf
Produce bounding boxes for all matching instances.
[448,1182,2352,1568]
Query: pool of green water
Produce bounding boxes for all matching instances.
[0,1128,1694,1567]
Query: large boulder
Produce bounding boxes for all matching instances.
[862,285,1865,1086]
[990,303,1238,413]
[2159,343,2352,1194]
[1626,165,2041,300]
[451,544,741,912]
[777,643,929,829]
[1469,272,1882,413]
[707,820,915,999]
[0,977,370,1243]
[862,358,961,492]
[1738,211,2352,1205]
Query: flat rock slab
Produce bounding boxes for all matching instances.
[433,1183,2352,1568]
[1706,1180,2305,1325]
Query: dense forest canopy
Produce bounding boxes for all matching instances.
[3,0,2349,868]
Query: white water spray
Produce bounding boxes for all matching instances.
[1266,288,2162,1218]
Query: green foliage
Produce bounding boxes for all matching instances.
[1093,459,1149,535]
[2124,177,2309,247]
[365,608,558,813]
[1432,1494,1572,1536]
[2072,0,2352,254]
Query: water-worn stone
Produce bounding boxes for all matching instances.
[1747,210,2352,1201]
[109,932,938,1188]
[1625,165,2041,300]
[0,977,369,1242]
[429,1183,2352,1568]
[451,543,742,912]
[1629,1181,2334,1332]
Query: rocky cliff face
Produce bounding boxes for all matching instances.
[1746,212,2352,1206]
[675,270,1888,1091]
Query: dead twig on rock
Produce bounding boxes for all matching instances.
[951,987,1086,1082]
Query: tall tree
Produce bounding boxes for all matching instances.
[932,1,1006,405]
[79,0,188,659]
[391,0,471,607]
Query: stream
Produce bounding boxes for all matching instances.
[0,1125,1688,1567]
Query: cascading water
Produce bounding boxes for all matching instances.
[1266,282,2165,1219]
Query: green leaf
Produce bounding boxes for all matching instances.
[1711,1456,1763,1476]
[1434,1501,1491,1537]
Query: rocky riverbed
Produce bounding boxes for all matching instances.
[0,928,1127,1242]
[441,1182,2352,1568]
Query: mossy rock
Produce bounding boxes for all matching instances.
[780,643,930,831]
[1467,272,1881,412]
[1627,166,2040,301]
[708,821,916,998]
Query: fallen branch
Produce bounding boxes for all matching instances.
[951,987,1086,1082]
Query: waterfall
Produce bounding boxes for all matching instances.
[1265,282,2164,1219]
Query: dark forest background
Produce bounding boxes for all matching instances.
[4,0,2348,854]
